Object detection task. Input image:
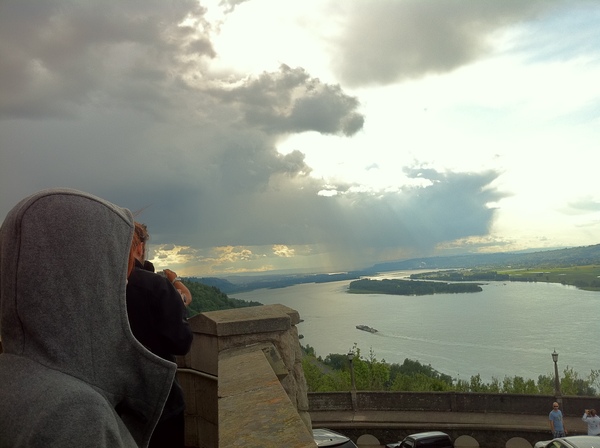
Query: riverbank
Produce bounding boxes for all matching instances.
[409,266,600,292]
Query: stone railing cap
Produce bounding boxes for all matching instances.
[188,304,300,336]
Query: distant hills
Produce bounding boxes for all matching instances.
[189,243,600,294]
[370,243,600,272]
[188,271,367,295]
[183,281,263,316]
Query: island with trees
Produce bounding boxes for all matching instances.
[347,278,482,295]
[410,270,509,282]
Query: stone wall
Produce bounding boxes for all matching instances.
[308,391,599,417]
[178,304,314,447]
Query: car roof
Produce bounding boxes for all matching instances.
[557,436,600,448]
[407,431,452,440]
[313,428,352,447]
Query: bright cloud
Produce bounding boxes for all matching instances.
[273,245,295,258]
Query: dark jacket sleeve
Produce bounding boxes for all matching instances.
[126,269,193,361]
[155,278,193,357]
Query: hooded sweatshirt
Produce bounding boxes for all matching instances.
[0,189,176,448]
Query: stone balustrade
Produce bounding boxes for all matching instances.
[177,304,315,448]
[309,390,598,417]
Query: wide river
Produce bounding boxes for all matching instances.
[232,271,600,382]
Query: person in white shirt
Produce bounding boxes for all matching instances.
[582,409,600,435]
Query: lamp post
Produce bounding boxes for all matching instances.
[348,351,357,410]
[552,349,562,405]
[347,351,356,392]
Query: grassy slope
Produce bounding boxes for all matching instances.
[498,265,600,291]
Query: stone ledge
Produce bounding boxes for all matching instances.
[219,346,316,448]
[221,342,288,381]
[189,304,299,336]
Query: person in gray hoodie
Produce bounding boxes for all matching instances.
[0,188,177,448]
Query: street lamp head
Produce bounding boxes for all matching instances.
[552,349,558,363]
[347,351,354,361]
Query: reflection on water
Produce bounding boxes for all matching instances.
[233,271,600,381]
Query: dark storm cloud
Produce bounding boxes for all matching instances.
[332,0,561,87]
[0,0,506,272]
[141,166,504,270]
[207,65,364,136]
[196,133,313,194]
[0,0,213,119]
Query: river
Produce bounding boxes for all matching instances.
[232,271,600,382]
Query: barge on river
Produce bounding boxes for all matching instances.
[356,324,378,333]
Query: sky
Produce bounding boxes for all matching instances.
[1,0,599,277]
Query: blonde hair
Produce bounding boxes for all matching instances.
[134,222,149,244]
[128,222,149,277]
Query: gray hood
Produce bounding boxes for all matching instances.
[0,188,175,447]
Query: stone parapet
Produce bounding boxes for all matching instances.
[178,304,313,447]
[219,346,315,447]
[309,391,599,417]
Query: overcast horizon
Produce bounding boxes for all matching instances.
[2,0,599,276]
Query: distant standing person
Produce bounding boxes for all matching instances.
[582,409,600,435]
[549,402,567,438]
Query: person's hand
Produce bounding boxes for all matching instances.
[164,269,177,283]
